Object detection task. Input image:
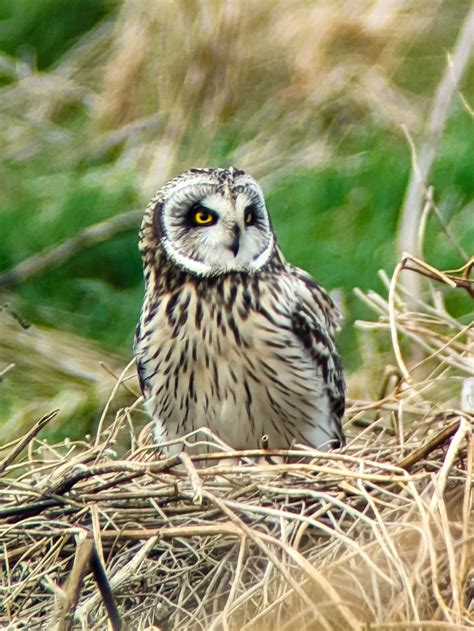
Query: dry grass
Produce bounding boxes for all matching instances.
[0,0,437,193]
[96,0,429,192]
[1,256,472,630]
[0,307,129,440]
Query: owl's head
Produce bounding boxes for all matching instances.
[148,167,275,276]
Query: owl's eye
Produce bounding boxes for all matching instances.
[245,206,257,226]
[191,207,217,226]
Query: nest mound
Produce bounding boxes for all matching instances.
[1,256,473,631]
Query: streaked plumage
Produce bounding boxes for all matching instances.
[134,167,345,452]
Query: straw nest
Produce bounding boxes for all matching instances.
[1,255,473,631]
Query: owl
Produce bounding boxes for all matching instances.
[134,167,345,454]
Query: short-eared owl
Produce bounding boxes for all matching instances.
[135,167,345,452]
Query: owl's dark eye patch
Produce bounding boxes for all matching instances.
[244,204,259,226]
[187,204,218,227]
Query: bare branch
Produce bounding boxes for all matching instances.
[53,533,94,631]
[397,6,474,260]
[0,409,59,473]
[0,210,143,288]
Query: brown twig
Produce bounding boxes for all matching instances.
[0,409,59,474]
[89,545,123,631]
[401,256,474,298]
[397,418,462,471]
[53,532,95,631]
[0,210,142,288]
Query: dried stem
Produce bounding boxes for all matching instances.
[0,211,142,288]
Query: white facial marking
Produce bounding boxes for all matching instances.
[160,172,274,276]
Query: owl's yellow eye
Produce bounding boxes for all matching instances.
[245,207,256,225]
[193,209,215,225]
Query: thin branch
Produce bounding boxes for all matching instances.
[89,544,123,631]
[401,254,474,297]
[397,418,462,470]
[0,210,143,288]
[53,532,94,631]
[0,410,59,474]
[448,52,474,117]
[397,6,474,260]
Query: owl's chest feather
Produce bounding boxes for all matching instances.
[135,279,331,450]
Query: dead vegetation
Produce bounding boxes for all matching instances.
[0,306,127,440]
[0,0,442,194]
[0,256,472,631]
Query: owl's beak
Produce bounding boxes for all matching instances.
[229,225,240,257]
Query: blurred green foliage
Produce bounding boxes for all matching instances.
[0,0,114,74]
[3,109,473,371]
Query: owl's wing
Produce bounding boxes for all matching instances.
[290,266,344,334]
[134,320,149,398]
[290,267,346,447]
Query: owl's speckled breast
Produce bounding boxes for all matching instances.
[136,271,335,453]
